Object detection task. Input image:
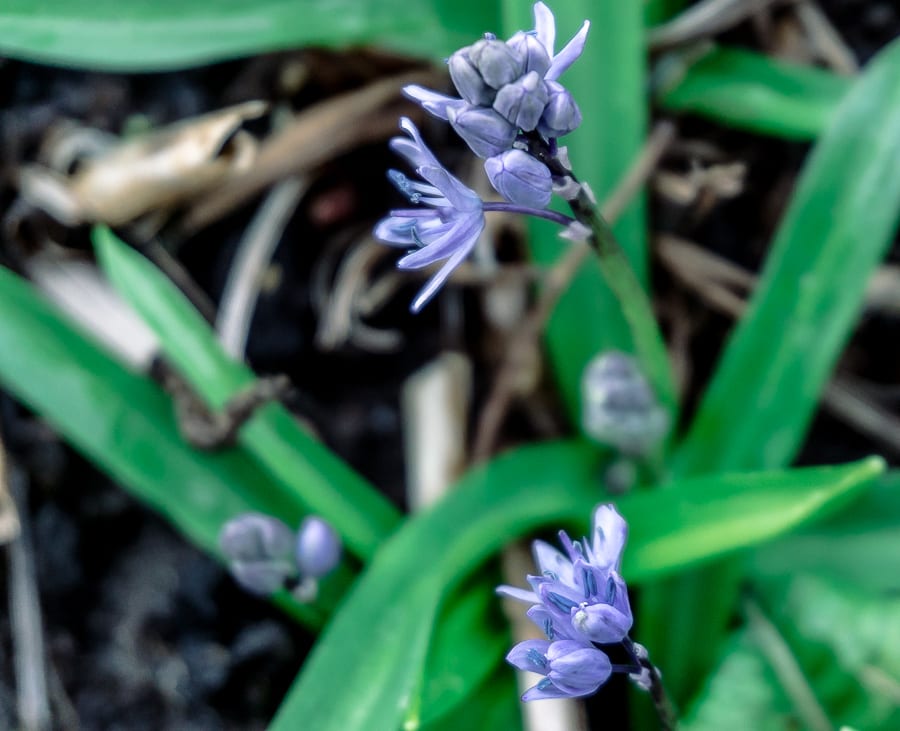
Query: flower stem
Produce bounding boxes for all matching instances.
[482,202,575,227]
[624,638,679,731]
[525,134,678,419]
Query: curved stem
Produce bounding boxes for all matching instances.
[623,638,679,731]
[482,202,576,226]
[524,132,679,419]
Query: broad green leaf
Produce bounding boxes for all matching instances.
[0,0,499,71]
[0,264,347,627]
[642,37,900,703]
[419,577,509,727]
[682,630,795,731]
[750,472,900,593]
[761,574,900,730]
[421,667,521,731]
[93,226,399,559]
[657,46,851,140]
[271,440,879,731]
[502,0,651,426]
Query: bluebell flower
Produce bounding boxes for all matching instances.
[219,513,296,596]
[404,2,589,138]
[582,351,670,456]
[506,639,612,700]
[498,504,636,701]
[374,117,485,312]
[295,516,342,578]
[485,149,552,209]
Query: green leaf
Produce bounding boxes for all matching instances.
[0,0,499,71]
[93,226,399,559]
[421,667,521,731]
[270,440,879,731]
[419,577,509,727]
[750,471,900,594]
[682,630,795,731]
[641,36,900,705]
[0,264,347,627]
[675,37,900,474]
[758,574,900,730]
[502,0,650,426]
[657,46,851,140]
[644,0,690,27]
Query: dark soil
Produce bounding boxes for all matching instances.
[0,4,898,729]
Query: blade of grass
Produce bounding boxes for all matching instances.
[0,0,499,71]
[502,0,650,425]
[93,226,400,559]
[642,36,900,705]
[656,45,852,141]
[0,265,344,627]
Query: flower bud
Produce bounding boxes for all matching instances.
[581,351,669,456]
[448,48,496,106]
[506,31,552,77]
[493,71,549,131]
[485,149,552,209]
[468,38,523,89]
[538,81,582,138]
[295,516,342,578]
[219,513,296,596]
[447,104,517,158]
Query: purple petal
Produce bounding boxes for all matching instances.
[410,244,472,313]
[527,604,577,641]
[591,504,627,570]
[546,641,612,694]
[522,680,574,701]
[571,602,633,644]
[397,213,481,269]
[373,216,417,245]
[415,164,482,212]
[546,20,590,81]
[403,85,465,121]
[532,1,556,54]
[496,584,540,604]
[506,639,551,672]
[532,540,575,586]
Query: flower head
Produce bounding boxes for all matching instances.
[497,504,634,700]
[374,117,485,312]
[219,513,296,596]
[506,639,612,700]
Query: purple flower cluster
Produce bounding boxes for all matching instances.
[405,1,588,208]
[219,513,341,601]
[498,504,636,701]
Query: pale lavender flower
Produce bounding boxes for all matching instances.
[538,80,582,138]
[447,105,518,158]
[374,117,485,312]
[295,516,342,578]
[493,71,548,131]
[219,513,296,596]
[506,639,612,700]
[497,504,636,701]
[529,1,591,82]
[582,351,670,456]
[485,149,552,209]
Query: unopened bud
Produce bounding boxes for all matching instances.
[506,31,551,77]
[448,49,496,106]
[448,105,518,158]
[493,71,549,131]
[485,149,552,208]
[469,38,523,89]
[581,351,668,456]
[295,516,342,578]
[538,81,582,138]
[219,513,296,596]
